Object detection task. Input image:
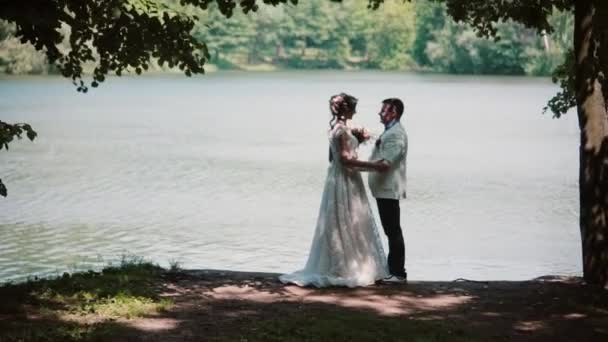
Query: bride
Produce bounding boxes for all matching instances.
[280,93,390,288]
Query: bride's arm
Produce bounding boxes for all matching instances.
[338,133,388,171]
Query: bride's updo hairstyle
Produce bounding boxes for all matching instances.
[328,93,357,162]
[329,93,358,129]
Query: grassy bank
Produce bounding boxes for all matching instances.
[1,265,606,341]
[0,262,477,342]
[0,257,172,341]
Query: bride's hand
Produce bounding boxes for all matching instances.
[352,127,371,143]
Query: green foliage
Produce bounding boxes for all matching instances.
[427,0,574,38]
[423,0,577,116]
[0,120,37,197]
[412,1,446,67]
[413,1,573,76]
[0,21,48,74]
[406,0,576,116]
[363,0,416,70]
[0,0,574,76]
[544,49,576,118]
[189,0,415,70]
[278,0,350,69]
[0,257,173,341]
[1,0,210,92]
[424,20,528,75]
[0,121,37,151]
[0,256,171,318]
[525,11,573,77]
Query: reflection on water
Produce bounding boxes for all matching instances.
[0,72,580,282]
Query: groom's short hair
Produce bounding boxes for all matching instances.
[382,98,404,119]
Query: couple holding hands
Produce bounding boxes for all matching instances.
[281,93,408,288]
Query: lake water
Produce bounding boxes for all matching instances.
[0,71,581,282]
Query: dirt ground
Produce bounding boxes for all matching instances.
[123,271,608,341]
[2,270,607,341]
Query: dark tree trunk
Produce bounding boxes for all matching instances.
[575,0,608,288]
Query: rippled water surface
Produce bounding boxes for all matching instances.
[0,72,580,282]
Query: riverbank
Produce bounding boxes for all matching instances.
[1,262,606,342]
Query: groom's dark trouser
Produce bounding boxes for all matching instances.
[376,198,406,277]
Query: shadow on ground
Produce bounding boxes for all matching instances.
[1,269,607,341]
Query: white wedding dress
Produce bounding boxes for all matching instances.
[280,122,388,288]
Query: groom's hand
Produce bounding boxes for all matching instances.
[375,160,390,172]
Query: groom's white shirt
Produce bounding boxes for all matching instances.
[368,121,408,200]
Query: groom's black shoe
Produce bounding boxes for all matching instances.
[382,273,407,284]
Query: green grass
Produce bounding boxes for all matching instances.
[0,257,488,342]
[0,256,173,341]
[29,256,170,317]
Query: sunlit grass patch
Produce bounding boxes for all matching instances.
[0,255,172,322]
[84,293,172,319]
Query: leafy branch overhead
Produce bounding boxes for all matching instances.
[0,121,37,150]
[1,0,578,115]
[0,0,297,92]
[0,121,37,197]
[2,0,207,92]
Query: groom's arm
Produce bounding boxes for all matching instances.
[338,133,386,171]
[379,133,406,167]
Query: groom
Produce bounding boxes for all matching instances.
[368,98,408,283]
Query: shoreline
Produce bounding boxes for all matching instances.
[0,266,582,287]
[1,263,605,341]
[171,268,584,284]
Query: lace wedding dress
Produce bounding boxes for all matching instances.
[280,122,388,287]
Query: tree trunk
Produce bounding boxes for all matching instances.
[275,43,285,61]
[575,0,608,288]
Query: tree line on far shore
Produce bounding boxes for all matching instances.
[0,0,572,77]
